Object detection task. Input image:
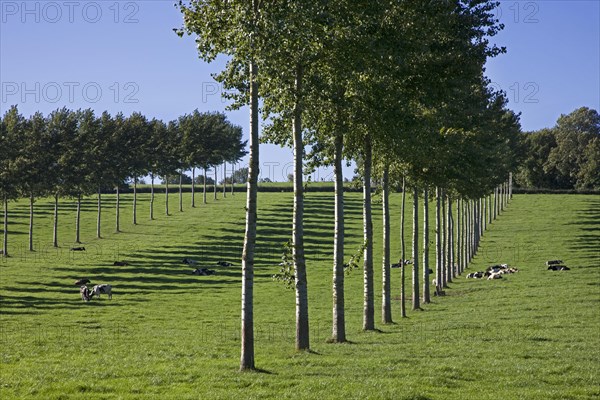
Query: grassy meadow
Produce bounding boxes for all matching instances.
[0,189,598,399]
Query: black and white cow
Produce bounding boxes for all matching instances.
[80,285,92,302]
[92,284,112,299]
[182,258,198,266]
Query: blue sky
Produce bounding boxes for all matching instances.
[1,0,599,181]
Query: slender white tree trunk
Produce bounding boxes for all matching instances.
[191,167,196,208]
[362,133,374,330]
[422,187,430,304]
[29,194,34,251]
[292,64,310,350]
[75,193,81,244]
[412,187,420,310]
[441,192,447,287]
[382,166,392,322]
[214,167,218,201]
[223,162,227,198]
[509,173,513,199]
[53,193,59,247]
[3,196,8,257]
[165,177,169,216]
[231,163,235,196]
[332,130,346,341]
[116,186,121,232]
[435,187,442,294]
[133,176,138,225]
[150,174,155,220]
[240,56,258,371]
[400,178,407,317]
[179,171,183,212]
[203,168,207,205]
[448,198,455,279]
[97,188,102,239]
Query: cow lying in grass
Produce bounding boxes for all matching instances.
[192,268,215,276]
[70,246,86,251]
[548,265,570,271]
[75,278,90,286]
[391,260,412,268]
[216,261,233,267]
[92,284,112,299]
[182,258,198,266]
[546,260,564,266]
[113,261,129,266]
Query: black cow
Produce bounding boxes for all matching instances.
[70,246,86,251]
[192,268,215,276]
[548,265,570,271]
[546,260,564,266]
[75,278,90,286]
[113,261,129,266]
[216,261,233,267]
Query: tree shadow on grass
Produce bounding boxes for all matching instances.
[568,198,600,256]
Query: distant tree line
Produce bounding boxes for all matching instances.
[515,107,600,191]
[0,106,247,253]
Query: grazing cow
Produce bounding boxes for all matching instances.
[216,261,233,267]
[546,260,564,266]
[92,284,112,299]
[75,278,90,286]
[182,258,198,266]
[70,246,86,251]
[548,265,570,271]
[192,268,215,276]
[113,261,129,266]
[80,285,92,302]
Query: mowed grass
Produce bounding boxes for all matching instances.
[0,191,598,399]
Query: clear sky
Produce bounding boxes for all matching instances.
[1,0,599,181]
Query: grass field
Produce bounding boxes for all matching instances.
[0,191,598,399]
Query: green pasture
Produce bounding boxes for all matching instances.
[0,191,598,399]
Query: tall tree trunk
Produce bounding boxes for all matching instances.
[435,187,442,294]
[214,167,218,201]
[133,176,138,225]
[223,162,227,198]
[422,187,430,304]
[381,166,392,323]
[75,193,81,244]
[231,163,235,196]
[3,196,8,257]
[29,194,34,251]
[448,197,455,279]
[412,187,420,311]
[150,174,155,220]
[203,168,207,204]
[332,130,346,342]
[400,178,407,318]
[362,132,374,330]
[179,171,183,212]
[165,177,169,216]
[97,188,102,239]
[53,193,59,247]
[454,198,462,275]
[116,186,121,232]
[191,167,196,208]
[441,192,447,287]
[240,57,258,371]
[292,63,310,350]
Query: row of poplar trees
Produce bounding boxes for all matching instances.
[0,107,246,254]
[177,0,521,370]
